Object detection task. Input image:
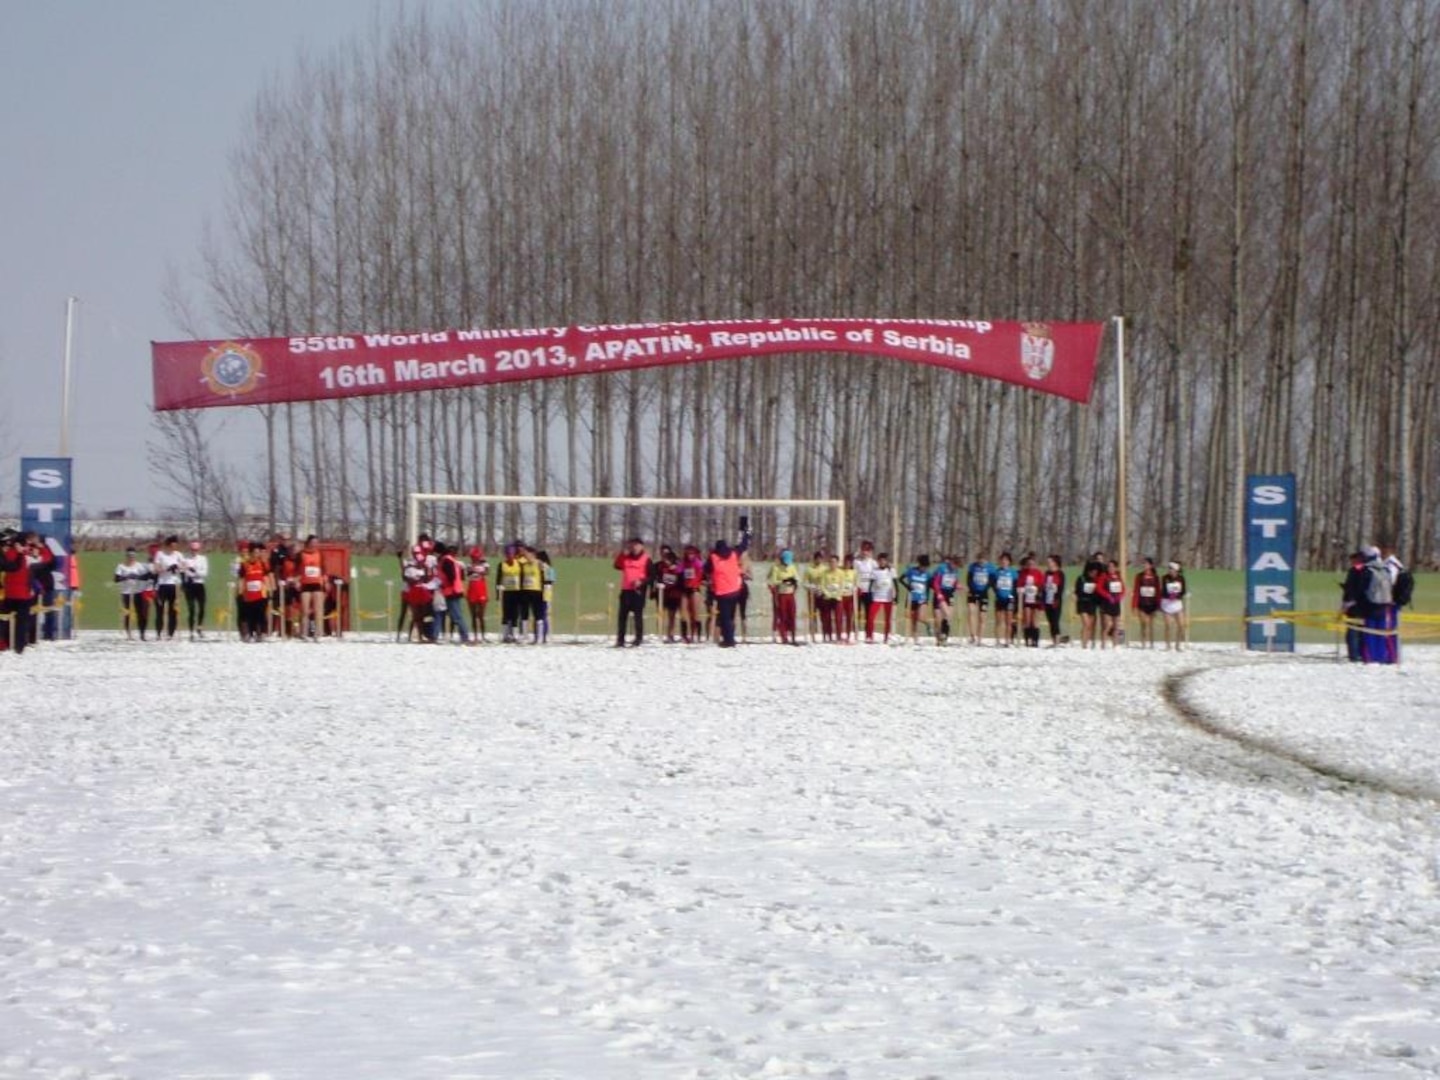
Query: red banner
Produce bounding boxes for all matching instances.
[151,317,1106,411]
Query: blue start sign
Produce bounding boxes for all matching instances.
[1245,474,1296,651]
[20,457,75,640]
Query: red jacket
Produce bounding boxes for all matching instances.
[1098,571,1125,604]
[1016,566,1045,606]
[2,542,52,601]
[1132,570,1161,610]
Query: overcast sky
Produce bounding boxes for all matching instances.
[0,1,463,518]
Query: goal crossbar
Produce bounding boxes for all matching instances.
[407,493,847,555]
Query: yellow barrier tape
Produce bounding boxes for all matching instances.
[1242,610,1440,638]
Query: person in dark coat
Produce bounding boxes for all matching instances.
[1338,550,1370,663]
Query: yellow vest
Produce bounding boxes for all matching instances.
[498,558,521,590]
[519,558,544,591]
[768,563,800,593]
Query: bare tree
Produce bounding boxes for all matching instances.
[168,0,1440,564]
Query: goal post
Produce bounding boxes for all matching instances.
[406,493,848,558]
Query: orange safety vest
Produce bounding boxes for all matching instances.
[710,552,742,597]
[615,552,651,591]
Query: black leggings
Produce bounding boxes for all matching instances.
[2,598,34,654]
[155,583,180,638]
[240,598,268,640]
[616,588,646,645]
[184,582,207,632]
[122,593,152,638]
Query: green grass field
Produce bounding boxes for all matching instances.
[70,551,1437,646]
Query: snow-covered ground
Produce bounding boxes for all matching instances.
[2,634,1437,1079]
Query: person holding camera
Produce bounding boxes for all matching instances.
[1,530,53,655]
[613,537,651,647]
[709,519,752,648]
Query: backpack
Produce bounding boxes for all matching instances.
[1392,568,1415,608]
[1365,566,1393,606]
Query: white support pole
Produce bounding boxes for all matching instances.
[60,296,77,457]
[1114,315,1128,644]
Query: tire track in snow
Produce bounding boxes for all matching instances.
[1161,665,1440,806]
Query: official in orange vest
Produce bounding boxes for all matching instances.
[708,529,751,648]
[613,537,651,647]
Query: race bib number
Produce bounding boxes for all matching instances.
[1166,582,1182,596]
[971,570,989,590]
[304,565,321,580]
[245,580,263,595]
[1023,584,1039,602]
[1108,580,1122,594]
[1140,585,1156,598]
[1082,581,1096,594]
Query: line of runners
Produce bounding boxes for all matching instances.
[395,535,1194,649]
[759,544,1190,648]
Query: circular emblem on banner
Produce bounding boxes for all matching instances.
[200,342,265,399]
[1020,323,1055,382]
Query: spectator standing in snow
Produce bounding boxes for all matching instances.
[1360,545,1396,665]
[1338,551,1369,663]
[1382,547,1406,664]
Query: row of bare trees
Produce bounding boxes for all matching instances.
[157,0,1440,566]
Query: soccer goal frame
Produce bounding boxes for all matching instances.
[406,493,847,556]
